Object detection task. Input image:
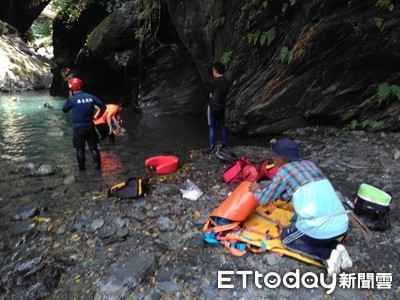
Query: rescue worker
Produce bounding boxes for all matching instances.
[62,77,106,171]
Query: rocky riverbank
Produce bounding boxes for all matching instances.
[0,126,399,299]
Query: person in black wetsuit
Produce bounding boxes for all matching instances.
[63,77,106,171]
[207,62,230,153]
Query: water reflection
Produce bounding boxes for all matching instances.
[100,150,125,182]
[0,91,269,182]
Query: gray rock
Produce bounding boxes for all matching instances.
[141,290,162,300]
[91,218,104,231]
[116,228,129,238]
[13,204,41,221]
[14,256,42,272]
[98,226,116,239]
[113,217,127,230]
[393,149,400,160]
[129,211,146,221]
[157,281,182,293]
[147,210,162,218]
[94,253,157,300]
[7,221,35,235]
[63,175,76,185]
[34,164,55,176]
[156,217,176,232]
[264,253,283,266]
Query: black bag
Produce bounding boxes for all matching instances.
[357,214,390,231]
[108,178,145,199]
[353,195,391,231]
[215,148,238,163]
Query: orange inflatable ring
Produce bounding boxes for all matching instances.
[211,181,259,221]
[145,155,179,175]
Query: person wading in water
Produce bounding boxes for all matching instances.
[63,77,106,171]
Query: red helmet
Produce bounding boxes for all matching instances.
[68,77,83,91]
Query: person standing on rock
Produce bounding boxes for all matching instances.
[248,139,353,277]
[63,77,106,171]
[207,62,230,153]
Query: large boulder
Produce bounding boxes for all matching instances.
[0,21,52,92]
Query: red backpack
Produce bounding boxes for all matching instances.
[222,157,264,184]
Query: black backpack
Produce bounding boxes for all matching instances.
[108,178,145,199]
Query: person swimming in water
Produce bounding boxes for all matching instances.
[43,103,54,110]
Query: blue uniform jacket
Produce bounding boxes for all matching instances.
[63,91,106,129]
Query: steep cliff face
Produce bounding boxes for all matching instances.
[0,0,51,35]
[48,0,400,132]
[50,1,110,96]
[51,1,206,112]
[166,0,400,133]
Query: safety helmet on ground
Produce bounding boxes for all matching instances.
[68,77,83,91]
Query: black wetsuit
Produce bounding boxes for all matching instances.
[63,91,106,170]
[208,76,230,148]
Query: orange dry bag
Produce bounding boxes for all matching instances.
[211,181,259,222]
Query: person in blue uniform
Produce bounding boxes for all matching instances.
[63,77,106,171]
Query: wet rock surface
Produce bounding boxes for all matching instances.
[0,126,399,299]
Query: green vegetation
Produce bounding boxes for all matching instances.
[260,27,276,46]
[342,119,384,131]
[246,27,276,47]
[279,46,294,63]
[133,0,160,43]
[53,0,128,27]
[282,2,289,13]
[31,15,53,39]
[374,18,383,29]
[221,51,233,66]
[282,0,296,13]
[376,83,400,105]
[247,31,260,45]
[214,17,225,28]
[376,0,393,10]
[262,1,268,8]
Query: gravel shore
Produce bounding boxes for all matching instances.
[0,126,399,299]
